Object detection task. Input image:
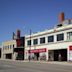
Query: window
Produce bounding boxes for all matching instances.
[8,45,9,49]
[40,37,45,44]
[33,39,38,45]
[3,46,4,50]
[13,44,14,48]
[67,32,72,40]
[4,46,7,50]
[27,40,31,46]
[10,45,11,49]
[5,46,7,50]
[48,35,54,42]
[57,33,64,41]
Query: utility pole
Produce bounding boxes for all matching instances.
[29,29,31,61]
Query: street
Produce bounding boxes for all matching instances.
[0,60,72,72]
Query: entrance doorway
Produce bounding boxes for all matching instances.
[14,48,24,60]
[54,49,67,61]
[16,51,24,60]
[6,53,12,59]
[48,49,67,61]
[48,50,54,61]
[34,53,39,60]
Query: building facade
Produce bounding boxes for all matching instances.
[1,12,72,61]
[1,30,25,60]
[24,24,72,61]
[2,40,16,60]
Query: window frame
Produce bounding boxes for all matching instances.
[48,35,54,43]
[57,33,64,41]
[67,32,72,40]
[40,37,45,44]
[27,40,31,46]
[33,39,38,45]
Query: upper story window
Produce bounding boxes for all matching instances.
[13,44,14,48]
[8,45,9,49]
[10,45,11,49]
[3,46,7,50]
[27,40,31,46]
[40,37,45,44]
[5,46,7,50]
[3,46,4,50]
[33,39,38,45]
[67,32,72,40]
[48,35,54,42]
[57,33,64,41]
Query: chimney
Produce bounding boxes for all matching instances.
[59,12,65,23]
[17,29,20,39]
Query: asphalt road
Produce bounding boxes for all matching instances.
[0,60,72,72]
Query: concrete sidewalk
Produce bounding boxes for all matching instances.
[46,61,72,66]
[24,60,72,66]
[0,59,72,66]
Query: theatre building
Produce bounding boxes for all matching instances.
[1,30,25,60]
[24,13,72,61]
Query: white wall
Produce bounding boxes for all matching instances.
[2,40,16,59]
[25,41,72,61]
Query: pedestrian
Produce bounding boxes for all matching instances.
[59,54,61,61]
[28,55,30,61]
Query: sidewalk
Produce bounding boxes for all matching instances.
[23,60,72,66]
[0,59,72,66]
[47,61,72,66]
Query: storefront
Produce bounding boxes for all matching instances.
[48,49,67,61]
[25,22,72,62]
[5,53,12,59]
[14,47,24,60]
[28,48,46,61]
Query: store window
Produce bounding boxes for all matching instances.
[40,37,45,44]
[27,40,31,46]
[48,35,54,42]
[33,39,38,45]
[67,32,72,40]
[57,33,64,41]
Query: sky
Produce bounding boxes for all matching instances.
[0,0,72,43]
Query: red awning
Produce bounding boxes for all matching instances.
[28,48,46,53]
